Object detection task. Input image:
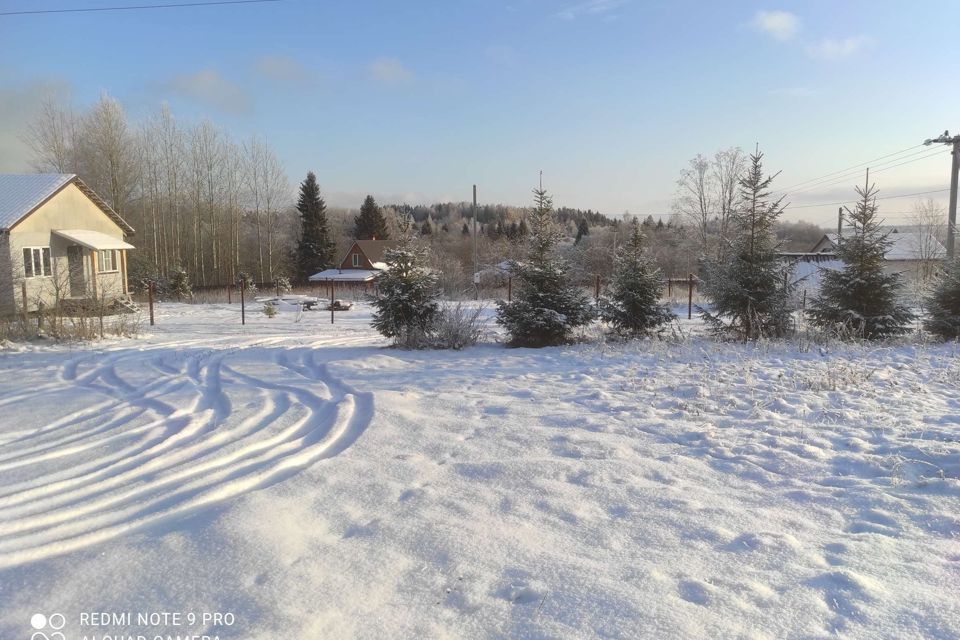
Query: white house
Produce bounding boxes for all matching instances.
[810,231,946,284]
[0,174,135,316]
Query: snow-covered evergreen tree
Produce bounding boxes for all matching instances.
[923,260,960,340]
[924,260,960,339]
[496,186,594,347]
[294,172,335,282]
[699,149,795,340]
[600,219,674,336]
[370,234,441,348]
[807,179,915,339]
[169,266,192,301]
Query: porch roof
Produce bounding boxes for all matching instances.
[308,268,381,282]
[53,229,135,251]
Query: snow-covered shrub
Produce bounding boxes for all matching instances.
[168,266,192,301]
[808,181,914,339]
[237,271,257,294]
[274,275,292,295]
[699,149,795,340]
[496,187,594,346]
[432,302,486,350]
[263,301,278,318]
[371,244,441,348]
[599,218,674,337]
[924,260,960,340]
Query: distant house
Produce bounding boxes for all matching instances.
[810,231,945,282]
[308,240,399,285]
[0,174,135,316]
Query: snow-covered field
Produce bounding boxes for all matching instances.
[0,302,958,639]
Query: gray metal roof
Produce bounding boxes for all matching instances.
[0,173,75,230]
[0,173,134,235]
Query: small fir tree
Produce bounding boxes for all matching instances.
[575,220,590,244]
[700,149,795,340]
[237,271,257,294]
[169,266,192,301]
[354,195,390,240]
[421,219,433,235]
[925,260,960,339]
[461,222,470,235]
[370,231,441,348]
[294,172,335,282]
[496,185,594,346]
[600,219,674,336]
[808,177,915,339]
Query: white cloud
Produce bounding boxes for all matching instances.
[165,69,251,113]
[750,10,800,41]
[557,0,626,21]
[805,35,872,59]
[254,54,313,86]
[367,57,413,86]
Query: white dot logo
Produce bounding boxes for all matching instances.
[30,612,65,640]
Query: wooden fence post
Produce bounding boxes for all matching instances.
[330,283,335,324]
[667,278,672,298]
[507,277,512,302]
[240,279,246,325]
[227,285,232,304]
[20,282,27,325]
[148,281,155,326]
[688,273,694,320]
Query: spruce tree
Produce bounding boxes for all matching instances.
[420,219,433,235]
[496,186,594,346]
[370,230,440,348]
[354,195,390,240]
[294,172,335,282]
[600,219,674,336]
[168,266,192,301]
[575,220,590,244]
[808,178,915,339]
[700,149,795,340]
[925,260,960,339]
[462,222,470,235]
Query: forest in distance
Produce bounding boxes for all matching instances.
[24,93,884,294]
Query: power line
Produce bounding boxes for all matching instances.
[0,0,281,16]
[784,188,950,209]
[782,148,947,198]
[774,143,926,194]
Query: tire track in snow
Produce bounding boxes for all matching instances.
[0,343,373,569]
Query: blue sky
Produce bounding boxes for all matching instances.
[1,0,958,225]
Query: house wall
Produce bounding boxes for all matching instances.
[338,243,375,270]
[7,183,128,312]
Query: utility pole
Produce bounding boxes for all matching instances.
[472,184,478,300]
[924,130,960,260]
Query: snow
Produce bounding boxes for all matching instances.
[0,302,958,639]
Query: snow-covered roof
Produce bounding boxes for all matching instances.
[309,268,381,282]
[0,174,73,230]
[0,173,135,234]
[53,229,135,251]
[811,231,945,261]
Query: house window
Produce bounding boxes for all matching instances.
[98,250,118,273]
[352,253,360,267]
[22,247,51,278]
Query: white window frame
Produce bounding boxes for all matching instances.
[98,249,118,273]
[22,246,51,278]
[352,253,360,267]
